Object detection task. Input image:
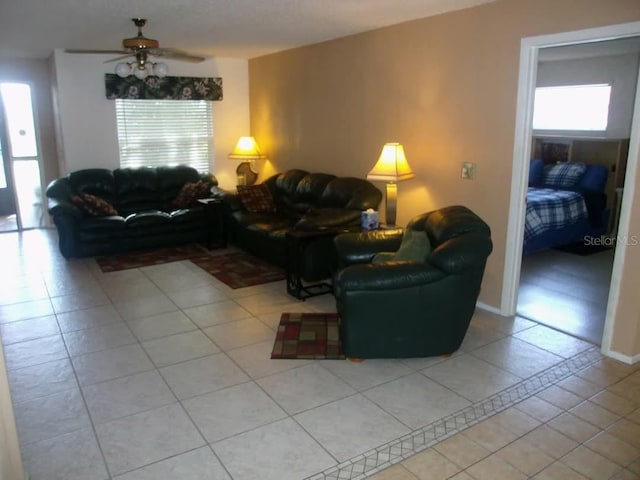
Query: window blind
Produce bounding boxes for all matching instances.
[115,99,213,172]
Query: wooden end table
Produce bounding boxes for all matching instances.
[285,226,369,300]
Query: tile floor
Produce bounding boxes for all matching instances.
[0,229,639,480]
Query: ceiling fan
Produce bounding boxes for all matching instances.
[65,18,206,79]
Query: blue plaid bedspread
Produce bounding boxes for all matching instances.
[525,188,588,240]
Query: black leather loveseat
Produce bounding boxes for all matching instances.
[46,165,216,258]
[220,169,382,282]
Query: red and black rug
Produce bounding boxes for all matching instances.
[96,247,285,290]
[95,244,207,272]
[189,251,285,289]
[271,312,344,360]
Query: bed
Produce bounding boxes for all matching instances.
[523,159,609,254]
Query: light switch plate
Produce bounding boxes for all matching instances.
[461,162,476,180]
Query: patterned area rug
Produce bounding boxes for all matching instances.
[96,244,207,272]
[190,251,285,289]
[271,312,344,359]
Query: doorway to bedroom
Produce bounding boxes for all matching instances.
[516,35,640,346]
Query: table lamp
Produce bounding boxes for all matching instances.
[228,136,266,185]
[366,143,415,226]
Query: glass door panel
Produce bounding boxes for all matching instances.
[0,82,42,230]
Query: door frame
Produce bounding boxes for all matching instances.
[503,21,640,361]
[0,95,18,220]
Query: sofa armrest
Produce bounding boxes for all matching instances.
[430,233,493,274]
[334,262,447,294]
[334,228,404,266]
[47,198,83,219]
[213,187,243,212]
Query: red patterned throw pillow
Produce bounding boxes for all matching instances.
[71,193,118,216]
[171,180,210,208]
[237,184,276,213]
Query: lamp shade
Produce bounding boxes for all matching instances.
[228,136,266,160]
[367,143,415,182]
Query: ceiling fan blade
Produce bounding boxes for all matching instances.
[65,49,130,55]
[149,48,207,63]
[103,54,135,64]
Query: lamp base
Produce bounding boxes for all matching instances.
[385,182,398,227]
[236,161,258,186]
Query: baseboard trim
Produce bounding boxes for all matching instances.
[601,348,640,365]
[476,301,505,316]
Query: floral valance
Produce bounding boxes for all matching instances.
[105,74,223,101]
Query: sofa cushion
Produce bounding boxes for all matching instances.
[237,184,277,213]
[68,169,115,199]
[72,193,119,216]
[320,177,383,210]
[171,180,210,208]
[124,210,172,227]
[114,167,159,195]
[296,208,361,230]
[78,216,126,232]
[169,208,206,224]
[158,165,204,203]
[294,173,336,204]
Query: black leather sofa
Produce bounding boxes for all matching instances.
[46,165,216,258]
[220,169,382,282]
[333,206,493,358]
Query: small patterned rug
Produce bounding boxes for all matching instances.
[190,251,285,289]
[96,244,207,272]
[271,312,344,360]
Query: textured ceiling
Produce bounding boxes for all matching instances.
[0,0,496,60]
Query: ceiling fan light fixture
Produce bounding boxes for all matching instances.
[133,65,149,79]
[115,62,132,78]
[152,62,168,78]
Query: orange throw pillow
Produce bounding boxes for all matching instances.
[71,193,118,216]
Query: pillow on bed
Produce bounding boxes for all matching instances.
[576,164,608,192]
[529,159,545,187]
[542,162,587,189]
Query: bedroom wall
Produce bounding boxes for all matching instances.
[51,51,250,189]
[249,0,640,359]
[536,53,640,138]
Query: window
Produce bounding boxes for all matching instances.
[533,84,611,131]
[115,99,213,172]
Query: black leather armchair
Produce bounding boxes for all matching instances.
[333,206,493,358]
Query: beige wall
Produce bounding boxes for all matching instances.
[249,0,640,359]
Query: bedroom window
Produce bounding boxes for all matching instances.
[115,99,213,172]
[533,84,611,132]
